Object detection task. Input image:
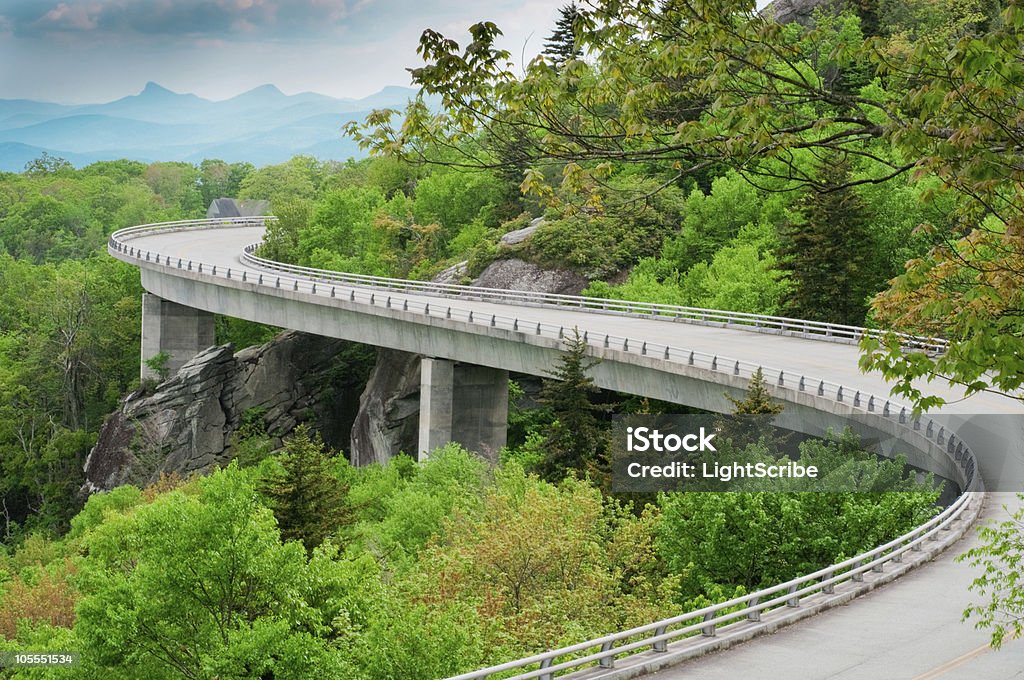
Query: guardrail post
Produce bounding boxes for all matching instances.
[926,421,934,437]
[854,391,861,407]
[653,625,668,652]
[913,417,921,431]
[852,560,864,582]
[599,642,614,669]
[937,427,945,445]
[867,396,874,411]
[747,596,761,621]
[787,584,800,607]
[837,386,844,402]
[702,612,716,637]
[872,560,884,573]
[539,657,554,680]
[822,571,834,594]
[891,546,903,563]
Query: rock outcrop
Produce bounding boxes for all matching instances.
[84,331,360,492]
[763,0,843,26]
[472,258,588,296]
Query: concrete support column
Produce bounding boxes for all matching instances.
[453,363,509,463]
[418,358,509,462]
[418,357,454,460]
[141,293,216,381]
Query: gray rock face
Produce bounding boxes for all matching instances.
[84,331,358,492]
[499,217,544,245]
[763,0,843,26]
[472,257,588,296]
[349,348,421,466]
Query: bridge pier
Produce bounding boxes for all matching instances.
[140,293,215,382]
[418,358,508,462]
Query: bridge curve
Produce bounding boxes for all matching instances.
[109,217,1024,678]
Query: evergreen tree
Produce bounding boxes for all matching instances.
[538,328,605,481]
[779,156,878,326]
[264,424,350,553]
[721,367,785,449]
[542,3,583,66]
[728,367,785,417]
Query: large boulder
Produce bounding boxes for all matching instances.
[84,331,360,492]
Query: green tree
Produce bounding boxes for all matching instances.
[264,425,351,553]
[543,3,584,65]
[779,156,879,325]
[538,328,605,481]
[74,466,351,679]
[958,495,1024,649]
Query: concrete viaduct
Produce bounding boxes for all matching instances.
[110,217,1024,679]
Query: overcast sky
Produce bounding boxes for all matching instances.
[0,0,568,103]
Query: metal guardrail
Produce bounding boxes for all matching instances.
[444,491,979,680]
[109,217,982,680]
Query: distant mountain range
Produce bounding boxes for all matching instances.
[0,82,425,171]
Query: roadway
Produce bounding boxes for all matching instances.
[650,492,1024,680]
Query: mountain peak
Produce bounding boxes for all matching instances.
[237,84,286,99]
[141,82,175,96]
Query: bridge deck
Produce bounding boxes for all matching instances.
[649,493,1024,680]
[123,225,1021,417]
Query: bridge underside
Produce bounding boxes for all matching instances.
[137,276,971,491]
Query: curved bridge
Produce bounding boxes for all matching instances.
[109,217,1024,678]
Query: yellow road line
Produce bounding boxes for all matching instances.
[913,633,1019,680]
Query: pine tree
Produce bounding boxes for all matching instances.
[542,3,583,66]
[779,156,878,326]
[538,328,605,481]
[727,367,785,417]
[264,424,350,553]
[721,367,785,449]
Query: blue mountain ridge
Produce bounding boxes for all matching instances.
[0,83,423,171]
